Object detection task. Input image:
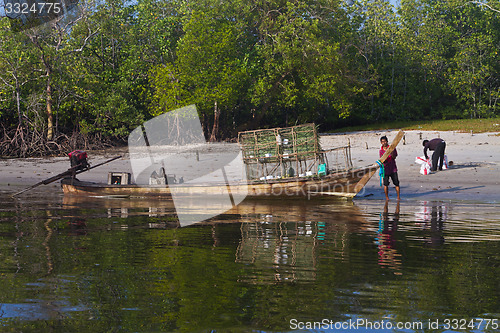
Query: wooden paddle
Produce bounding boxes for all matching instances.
[353,130,405,194]
[12,155,122,197]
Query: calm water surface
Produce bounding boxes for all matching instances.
[0,188,499,332]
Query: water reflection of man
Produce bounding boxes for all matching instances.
[67,218,88,236]
[425,204,445,247]
[377,201,402,275]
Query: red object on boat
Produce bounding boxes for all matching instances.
[68,150,89,170]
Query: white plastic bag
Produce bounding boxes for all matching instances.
[420,163,431,175]
[415,156,431,175]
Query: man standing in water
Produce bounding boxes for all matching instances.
[423,138,446,172]
[380,136,400,200]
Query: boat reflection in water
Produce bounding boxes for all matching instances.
[62,195,371,284]
[235,217,321,283]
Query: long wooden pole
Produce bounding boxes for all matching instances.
[353,130,404,194]
[12,155,122,197]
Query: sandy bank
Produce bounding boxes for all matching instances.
[321,130,500,202]
[1,130,499,203]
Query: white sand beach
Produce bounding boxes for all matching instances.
[322,130,500,202]
[1,130,500,203]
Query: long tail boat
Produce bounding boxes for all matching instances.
[61,128,404,199]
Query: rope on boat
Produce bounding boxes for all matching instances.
[376,160,384,187]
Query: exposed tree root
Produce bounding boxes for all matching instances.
[0,125,118,158]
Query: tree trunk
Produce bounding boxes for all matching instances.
[210,100,219,142]
[403,62,407,110]
[390,60,394,109]
[46,72,54,140]
[15,84,22,127]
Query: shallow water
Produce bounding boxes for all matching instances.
[0,188,499,332]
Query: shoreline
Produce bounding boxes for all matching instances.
[1,130,499,203]
[321,130,500,203]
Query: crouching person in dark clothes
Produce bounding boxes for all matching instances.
[423,138,446,171]
[380,136,400,201]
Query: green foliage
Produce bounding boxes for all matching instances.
[176,9,246,113]
[249,0,360,123]
[0,19,43,127]
[328,116,500,133]
[1,0,500,150]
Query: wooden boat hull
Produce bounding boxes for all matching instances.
[61,165,379,198]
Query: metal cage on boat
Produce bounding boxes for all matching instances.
[238,124,352,181]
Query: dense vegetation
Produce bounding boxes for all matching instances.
[330,116,500,133]
[1,0,499,156]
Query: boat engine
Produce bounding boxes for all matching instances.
[68,150,90,171]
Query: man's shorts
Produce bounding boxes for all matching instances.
[383,172,400,187]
